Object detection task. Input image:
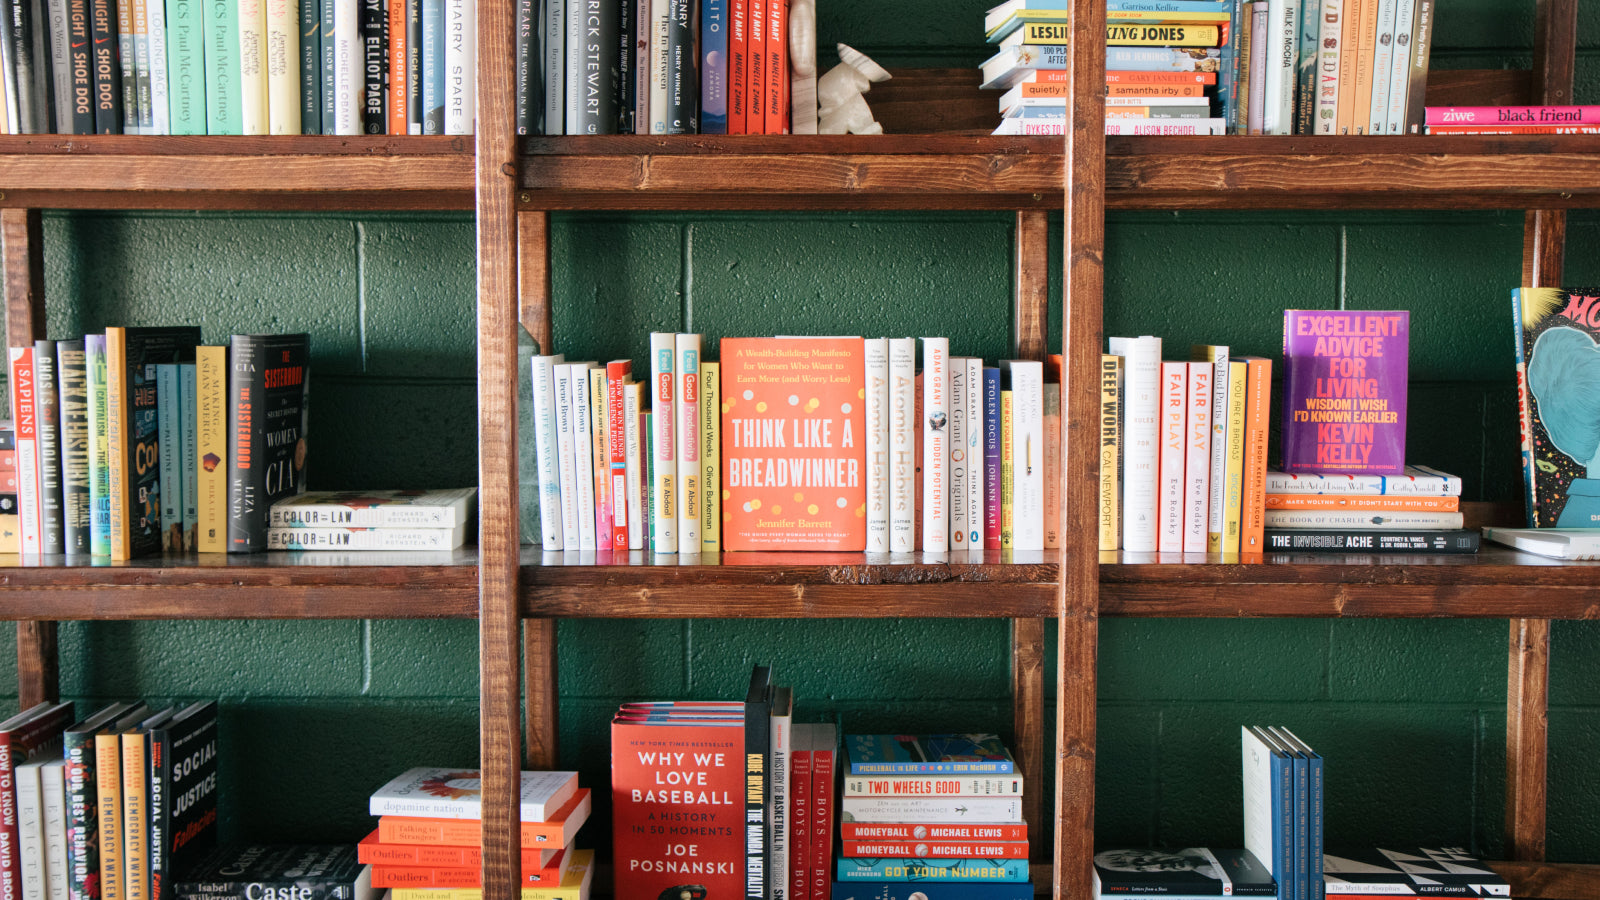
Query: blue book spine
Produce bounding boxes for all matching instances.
[1307,749,1323,900]
[830,883,1035,900]
[1218,0,1241,130]
[1290,747,1307,900]
[156,364,183,553]
[836,859,1030,883]
[421,0,443,132]
[1274,748,1293,900]
[699,0,726,133]
[180,363,198,551]
[983,367,1001,548]
[84,335,111,557]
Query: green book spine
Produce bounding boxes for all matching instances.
[299,0,319,131]
[166,0,207,132]
[202,0,243,133]
[156,364,182,553]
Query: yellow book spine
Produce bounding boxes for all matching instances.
[700,361,720,553]
[121,733,147,900]
[1103,22,1221,46]
[1098,355,1121,552]
[195,347,228,553]
[1221,360,1248,555]
[105,328,130,560]
[1000,390,1013,550]
[95,733,125,900]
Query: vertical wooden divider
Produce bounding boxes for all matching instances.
[476,0,522,883]
[2,209,60,709]
[1058,0,1104,896]
[519,211,560,771]
[1505,0,1575,866]
[1012,209,1050,850]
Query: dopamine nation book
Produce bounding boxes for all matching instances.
[720,337,867,550]
[1514,287,1600,527]
[1281,310,1409,475]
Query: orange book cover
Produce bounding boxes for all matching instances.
[375,789,591,848]
[1238,356,1272,555]
[357,830,560,869]
[1106,83,1206,97]
[368,849,568,888]
[387,0,407,134]
[1264,494,1459,511]
[721,337,866,550]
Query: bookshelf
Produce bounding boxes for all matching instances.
[0,0,1598,898]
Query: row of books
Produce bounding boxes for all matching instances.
[531,335,1062,556]
[266,488,477,551]
[1243,726,1322,900]
[0,699,220,900]
[521,0,813,137]
[365,767,593,898]
[8,330,310,558]
[0,0,473,134]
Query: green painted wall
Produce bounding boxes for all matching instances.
[5,0,1599,873]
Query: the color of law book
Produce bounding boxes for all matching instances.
[269,489,477,528]
[720,337,867,551]
[386,849,593,900]
[1093,848,1276,896]
[265,524,468,551]
[171,844,376,900]
[369,768,579,822]
[376,788,592,847]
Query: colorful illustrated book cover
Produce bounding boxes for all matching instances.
[1514,288,1600,527]
[1281,310,1409,475]
[845,734,1016,775]
[719,337,866,550]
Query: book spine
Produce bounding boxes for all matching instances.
[762,0,781,133]
[1193,346,1228,551]
[1365,0,1394,134]
[624,381,644,550]
[552,364,579,548]
[134,0,152,130]
[84,337,110,556]
[145,728,167,900]
[33,342,62,554]
[1334,0,1358,132]
[512,0,532,131]
[1234,1,1253,132]
[1258,0,1288,133]
[166,0,206,132]
[40,764,65,900]
[1351,0,1376,132]
[1314,0,1338,132]
[887,338,915,553]
[531,357,564,552]
[120,737,146,900]
[441,0,470,132]
[297,0,319,131]
[631,0,648,131]
[965,358,983,548]
[606,361,630,552]
[864,339,889,552]
[1264,527,1478,552]
[588,368,611,550]
[147,0,170,132]
[320,0,337,129]
[201,0,241,131]
[983,367,1001,550]
[663,0,693,131]
[570,364,596,550]
[88,0,119,130]
[1293,0,1316,133]
[1381,0,1411,132]
[725,0,741,132]
[787,730,809,900]
[1403,0,1430,132]
[1263,509,1464,529]
[1264,468,1460,495]
[93,735,122,900]
[537,0,558,132]
[57,341,90,554]
[65,0,92,131]
[947,356,968,550]
[112,0,136,131]
[920,338,948,553]
[64,731,96,900]
[1112,336,1161,552]
[616,0,633,132]
[404,0,419,130]
[675,334,700,553]
[811,731,833,900]
[835,858,1029,883]
[644,0,665,130]
[841,775,1023,797]
[1217,0,1240,129]
[841,822,1028,841]
[165,707,216,874]
[644,410,654,544]
[332,0,361,132]
[1158,361,1186,553]
[1098,355,1121,551]
[1183,361,1211,553]
[1041,371,1059,551]
[1221,359,1247,554]
[359,0,384,131]
[1265,494,1457,511]
[239,0,270,132]
[1009,361,1044,552]
[562,0,579,128]
[178,365,197,550]
[156,365,182,553]
[418,0,440,130]
[45,0,69,129]
[580,0,619,132]
[1239,356,1272,554]
[743,694,770,900]
[840,841,1030,859]
[17,763,42,900]
[649,333,676,552]
[698,0,723,132]
[268,527,465,550]
[770,705,790,900]
[194,348,227,554]
[10,347,42,554]
[228,335,310,554]
[386,0,406,132]
[745,0,760,131]
[699,360,719,552]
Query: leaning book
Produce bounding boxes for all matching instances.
[1513,287,1600,527]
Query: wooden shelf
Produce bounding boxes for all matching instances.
[0,551,478,618]
[0,136,475,210]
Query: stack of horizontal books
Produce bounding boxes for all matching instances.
[267,488,477,551]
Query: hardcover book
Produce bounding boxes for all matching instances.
[720,337,866,551]
[835,857,1029,883]
[1322,848,1508,897]
[826,885,1032,900]
[65,702,139,900]
[1092,848,1276,895]
[1281,310,1408,476]
[269,489,477,528]
[226,333,309,553]
[355,831,559,869]
[368,768,579,821]
[841,822,1028,842]
[149,701,218,900]
[172,845,375,900]
[846,734,1016,775]
[0,702,75,900]
[107,327,202,560]
[385,850,591,900]
[375,788,591,847]
[34,341,63,554]
[1513,288,1600,527]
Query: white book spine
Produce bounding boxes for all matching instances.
[531,354,565,551]
[770,707,791,900]
[16,762,43,900]
[675,334,702,553]
[553,364,581,549]
[41,762,65,900]
[444,0,475,133]
[1383,0,1414,133]
[334,0,363,133]
[920,338,949,553]
[1263,509,1464,530]
[648,0,669,132]
[965,358,984,548]
[1007,360,1044,552]
[11,347,41,555]
[864,338,890,552]
[570,364,597,550]
[1270,0,1299,134]
[265,0,298,133]
[1196,345,1230,550]
[1111,336,1161,552]
[888,338,916,553]
[147,0,170,133]
[1158,361,1187,553]
[1315,0,1341,133]
[563,0,582,132]
[543,0,564,132]
[947,357,969,550]
[649,332,677,552]
[1183,361,1212,553]
[239,0,269,132]
[1367,0,1397,134]
[1241,726,1277,888]
[1042,374,1060,550]
[623,381,645,550]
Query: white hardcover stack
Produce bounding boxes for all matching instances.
[265,488,477,551]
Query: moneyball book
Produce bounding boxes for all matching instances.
[369,768,579,821]
[1514,288,1600,527]
[1281,311,1409,476]
[720,337,867,551]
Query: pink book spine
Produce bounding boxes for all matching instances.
[790,736,811,900]
[607,361,632,552]
[1158,362,1187,552]
[1425,106,1600,126]
[1183,361,1212,553]
[592,370,612,548]
[810,737,834,900]
[913,372,923,552]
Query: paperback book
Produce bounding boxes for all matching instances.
[172,845,376,900]
[369,768,579,821]
[1513,288,1600,527]
[1093,848,1276,895]
[845,734,1016,775]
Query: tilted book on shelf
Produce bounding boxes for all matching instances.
[1513,288,1600,527]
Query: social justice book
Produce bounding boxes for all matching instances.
[1514,288,1600,527]
[1281,310,1409,476]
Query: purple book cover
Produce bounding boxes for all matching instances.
[1281,310,1409,475]
[983,367,1002,550]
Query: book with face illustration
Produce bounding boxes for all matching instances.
[1515,288,1600,527]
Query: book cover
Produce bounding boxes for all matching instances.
[888,338,916,553]
[841,774,1023,797]
[835,857,1029,883]
[149,701,217,900]
[840,822,1028,841]
[610,716,742,899]
[1512,288,1600,527]
[156,365,183,553]
[720,337,866,551]
[226,333,309,553]
[179,365,197,550]
[107,327,202,560]
[195,347,228,554]
[1322,849,1507,897]
[1159,361,1187,552]
[1093,848,1276,895]
[65,702,138,900]
[369,768,578,822]
[354,832,559,870]
[1265,528,1479,553]
[34,341,63,554]
[11,346,42,555]
[374,788,590,847]
[172,845,373,900]
[845,734,1015,775]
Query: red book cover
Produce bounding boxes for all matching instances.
[8,347,39,555]
[840,821,1029,841]
[607,360,632,552]
[810,730,834,900]
[611,717,743,899]
[789,729,811,900]
[368,849,568,887]
[748,0,765,132]
[356,830,559,869]
[1238,356,1272,556]
[764,0,786,134]
[729,0,747,133]
[719,338,866,551]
